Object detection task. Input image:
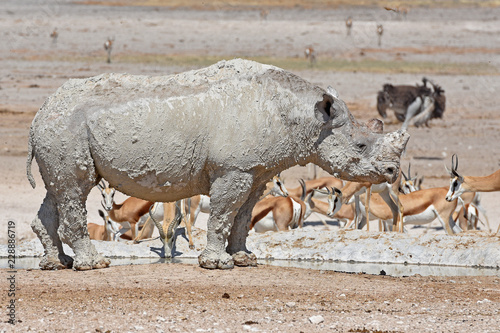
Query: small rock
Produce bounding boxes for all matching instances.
[309,315,324,324]
[242,324,260,331]
[222,293,230,299]
[286,302,296,308]
[477,299,491,304]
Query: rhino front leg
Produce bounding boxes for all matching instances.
[198,171,254,270]
[226,185,265,267]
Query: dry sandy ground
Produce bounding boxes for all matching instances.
[1,1,500,331]
[1,264,500,332]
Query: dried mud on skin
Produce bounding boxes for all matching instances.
[2,2,500,332]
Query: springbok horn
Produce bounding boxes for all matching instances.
[299,179,307,201]
[446,154,456,176]
[332,187,342,199]
[149,204,167,241]
[452,154,458,172]
[314,187,329,196]
[444,163,453,176]
[401,170,408,181]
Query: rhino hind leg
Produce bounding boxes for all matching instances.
[31,193,73,270]
[56,185,110,270]
[198,171,254,270]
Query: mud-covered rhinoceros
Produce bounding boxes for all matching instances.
[27,59,409,270]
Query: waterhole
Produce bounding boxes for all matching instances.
[2,257,499,277]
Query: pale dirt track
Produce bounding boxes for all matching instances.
[1,1,500,332]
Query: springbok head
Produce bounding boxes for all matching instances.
[98,209,121,241]
[315,186,343,218]
[97,180,116,211]
[445,154,465,201]
[267,173,289,198]
[400,163,418,194]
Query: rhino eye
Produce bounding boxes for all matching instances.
[357,143,367,153]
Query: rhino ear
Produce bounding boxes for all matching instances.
[314,93,347,128]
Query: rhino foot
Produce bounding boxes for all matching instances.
[39,255,73,270]
[59,253,74,268]
[232,251,257,267]
[73,254,110,271]
[198,251,234,270]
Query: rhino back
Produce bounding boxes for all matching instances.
[31,59,325,200]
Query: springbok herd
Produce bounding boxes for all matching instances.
[92,153,499,251]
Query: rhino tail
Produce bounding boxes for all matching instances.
[26,129,36,189]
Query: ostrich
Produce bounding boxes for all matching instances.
[377,78,446,130]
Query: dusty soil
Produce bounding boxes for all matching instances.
[1,263,500,332]
[1,1,500,331]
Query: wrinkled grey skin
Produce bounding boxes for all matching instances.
[27,59,409,270]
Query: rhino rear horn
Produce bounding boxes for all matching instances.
[326,86,339,99]
[367,119,384,134]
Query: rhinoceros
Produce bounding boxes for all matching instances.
[27,59,409,270]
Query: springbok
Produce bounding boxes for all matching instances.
[133,201,183,241]
[345,164,434,233]
[87,210,120,241]
[345,17,353,36]
[341,178,403,232]
[399,164,418,194]
[377,78,446,130]
[260,9,269,20]
[104,37,114,63]
[250,180,327,232]
[453,193,480,231]
[445,154,497,232]
[98,179,187,243]
[50,28,58,44]
[97,180,152,239]
[303,186,347,225]
[357,187,461,235]
[376,24,383,47]
[304,47,316,66]
[286,176,344,198]
[445,154,500,201]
